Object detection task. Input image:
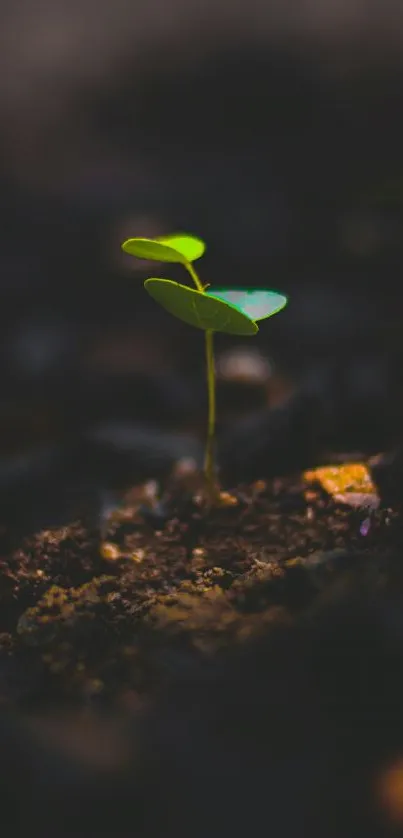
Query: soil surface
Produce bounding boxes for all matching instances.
[0,457,402,838]
[0,462,400,713]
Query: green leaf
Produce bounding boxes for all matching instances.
[156,234,206,262]
[121,233,205,264]
[144,279,258,336]
[206,289,288,321]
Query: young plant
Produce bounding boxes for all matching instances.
[121,233,288,499]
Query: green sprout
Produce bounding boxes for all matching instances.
[121,233,288,500]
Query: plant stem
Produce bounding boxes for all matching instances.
[184,261,217,492]
[184,260,204,292]
[204,328,216,487]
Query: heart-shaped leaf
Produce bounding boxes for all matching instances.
[121,234,205,264]
[206,288,288,320]
[144,279,258,335]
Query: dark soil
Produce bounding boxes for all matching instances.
[0,459,402,837]
[0,465,400,713]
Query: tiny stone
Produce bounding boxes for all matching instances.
[218,491,238,507]
[100,542,121,561]
[131,549,145,563]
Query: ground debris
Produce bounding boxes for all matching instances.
[0,465,399,708]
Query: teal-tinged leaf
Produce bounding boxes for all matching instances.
[206,288,288,321]
[121,233,205,264]
[144,279,258,335]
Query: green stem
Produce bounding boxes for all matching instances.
[184,260,217,492]
[184,260,204,292]
[204,328,216,487]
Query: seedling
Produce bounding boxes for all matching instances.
[121,233,288,500]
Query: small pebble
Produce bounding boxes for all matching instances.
[100,542,121,561]
[218,492,238,507]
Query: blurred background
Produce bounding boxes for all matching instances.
[1,0,403,514]
[3,6,403,836]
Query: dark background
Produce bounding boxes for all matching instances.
[2,7,403,836]
[1,0,403,497]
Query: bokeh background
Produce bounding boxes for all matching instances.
[3,8,403,836]
[1,0,403,518]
